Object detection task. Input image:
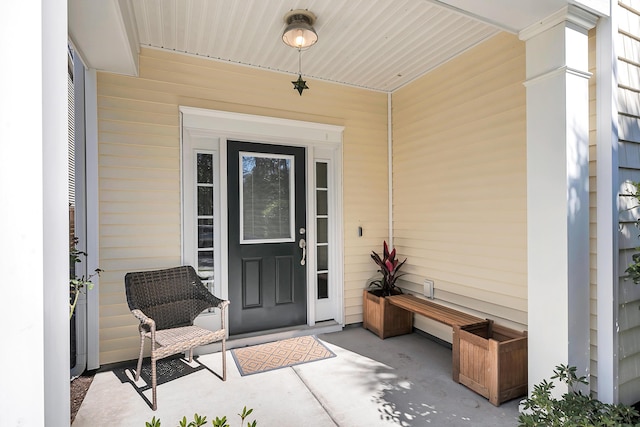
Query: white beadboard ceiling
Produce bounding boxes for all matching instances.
[130,0,498,92]
[69,0,591,92]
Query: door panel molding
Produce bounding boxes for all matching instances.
[275,255,295,304]
[241,258,262,308]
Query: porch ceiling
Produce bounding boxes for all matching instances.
[68,0,598,92]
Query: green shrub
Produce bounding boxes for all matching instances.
[518,365,640,426]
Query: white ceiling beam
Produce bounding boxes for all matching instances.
[68,0,139,75]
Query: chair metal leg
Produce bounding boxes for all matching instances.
[188,348,193,363]
[222,337,226,381]
[134,332,145,381]
[151,355,157,411]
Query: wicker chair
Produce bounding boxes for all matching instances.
[124,266,229,410]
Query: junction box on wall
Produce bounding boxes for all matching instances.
[424,278,435,299]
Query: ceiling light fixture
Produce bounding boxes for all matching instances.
[282,10,318,50]
[282,10,317,96]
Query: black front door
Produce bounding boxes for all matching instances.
[227,141,307,335]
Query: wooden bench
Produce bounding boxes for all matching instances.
[386,294,488,329]
[386,293,527,406]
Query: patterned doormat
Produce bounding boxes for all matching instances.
[231,335,336,376]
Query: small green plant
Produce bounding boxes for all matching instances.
[69,236,102,319]
[518,364,640,426]
[179,413,207,427]
[239,406,256,427]
[145,407,257,427]
[211,415,227,427]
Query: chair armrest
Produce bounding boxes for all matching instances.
[131,309,156,333]
[218,300,229,332]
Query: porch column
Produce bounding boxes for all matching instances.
[0,0,69,425]
[520,5,598,391]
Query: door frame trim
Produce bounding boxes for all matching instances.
[180,106,345,331]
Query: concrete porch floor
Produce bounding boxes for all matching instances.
[72,326,521,426]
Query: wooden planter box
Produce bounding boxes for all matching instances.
[362,289,413,339]
[452,321,527,406]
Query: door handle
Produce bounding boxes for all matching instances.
[299,238,306,265]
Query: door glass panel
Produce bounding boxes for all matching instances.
[317,246,328,271]
[240,153,294,243]
[198,187,213,216]
[198,250,214,273]
[316,162,327,187]
[198,218,214,248]
[197,153,213,184]
[317,218,328,244]
[316,189,328,216]
[318,273,328,299]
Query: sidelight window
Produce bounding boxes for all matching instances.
[195,152,215,292]
[316,161,329,300]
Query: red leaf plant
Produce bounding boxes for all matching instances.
[369,241,407,297]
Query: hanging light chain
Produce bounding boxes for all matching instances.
[283,10,315,96]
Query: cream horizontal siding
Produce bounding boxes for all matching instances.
[391,32,527,342]
[97,47,388,364]
[618,0,640,405]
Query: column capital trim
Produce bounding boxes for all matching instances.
[523,65,593,88]
[519,4,599,41]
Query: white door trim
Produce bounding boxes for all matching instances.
[180,106,345,332]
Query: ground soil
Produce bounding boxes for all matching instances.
[70,372,95,424]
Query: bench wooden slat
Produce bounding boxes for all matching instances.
[387,294,485,328]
